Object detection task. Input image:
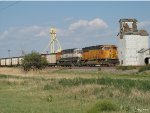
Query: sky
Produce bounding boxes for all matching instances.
[0,1,150,58]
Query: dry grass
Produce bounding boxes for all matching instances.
[0,78,24,85]
[0,67,23,76]
[65,84,103,99]
[0,67,95,79]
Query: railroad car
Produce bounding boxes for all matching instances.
[0,57,23,67]
[12,57,19,66]
[58,48,82,66]
[56,52,61,62]
[82,45,119,66]
[0,58,6,66]
[41,53,57,66]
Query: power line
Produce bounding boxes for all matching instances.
[0,1,19,13]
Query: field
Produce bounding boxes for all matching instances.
[0,67,150,113]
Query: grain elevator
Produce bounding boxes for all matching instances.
[118,19,150,66]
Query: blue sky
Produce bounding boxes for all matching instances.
[0,1,150,58]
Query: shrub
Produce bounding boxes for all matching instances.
[97,67,101,71]
[138,65,150,72]
[44,84,53,90]
[43,83,60,90]
[87,99,118,113]
[59,78,82,87]
[21,51,48,71]
[116,66,137,70]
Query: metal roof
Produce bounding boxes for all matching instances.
[119,18,137,22]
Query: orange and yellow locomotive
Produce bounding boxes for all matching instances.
[81,45,119,66]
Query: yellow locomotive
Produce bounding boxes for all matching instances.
[82,45,119,66]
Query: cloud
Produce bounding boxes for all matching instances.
[89,18,108,28]
[58,18,109,41]
[69,18,108,31]
[0,26,49,40]
[56,18,116,49]
[69,20,88,31]
[0,27,18,40]
[36,31,48,37]
[0,30,9,40]
[0,25,51,57]
[19,26,49,37]
[0,18,116,57]
[0,18,109,42]
[19,26,41,33]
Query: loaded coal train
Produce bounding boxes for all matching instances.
[0,44,119,67]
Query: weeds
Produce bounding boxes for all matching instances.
[116,66,137,70]
[138,65,150,72]
[43,83,60,90]
[44,84,54,90]
[58,77,150,92]
[87,99,118,113]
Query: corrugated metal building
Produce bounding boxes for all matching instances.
[118,19,149,66]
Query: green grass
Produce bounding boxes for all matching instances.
[138,65,150,72]
[50,68,150,80]
[87,99,118,113]
[0,69,150,113]
[116,66,137,70]
[58,77,150,92]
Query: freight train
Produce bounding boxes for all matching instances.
[0,45,119,67]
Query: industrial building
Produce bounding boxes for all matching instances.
[118,19,150,66]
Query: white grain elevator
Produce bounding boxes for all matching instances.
[118,19,149,66]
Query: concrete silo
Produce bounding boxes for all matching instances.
[118,19,149,66]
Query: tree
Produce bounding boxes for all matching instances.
[21,51,48,71]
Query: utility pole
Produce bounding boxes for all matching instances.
[8,49,11,58]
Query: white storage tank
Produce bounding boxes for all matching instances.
[118,19,149,66]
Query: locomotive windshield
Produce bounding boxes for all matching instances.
[103,47,110,50]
